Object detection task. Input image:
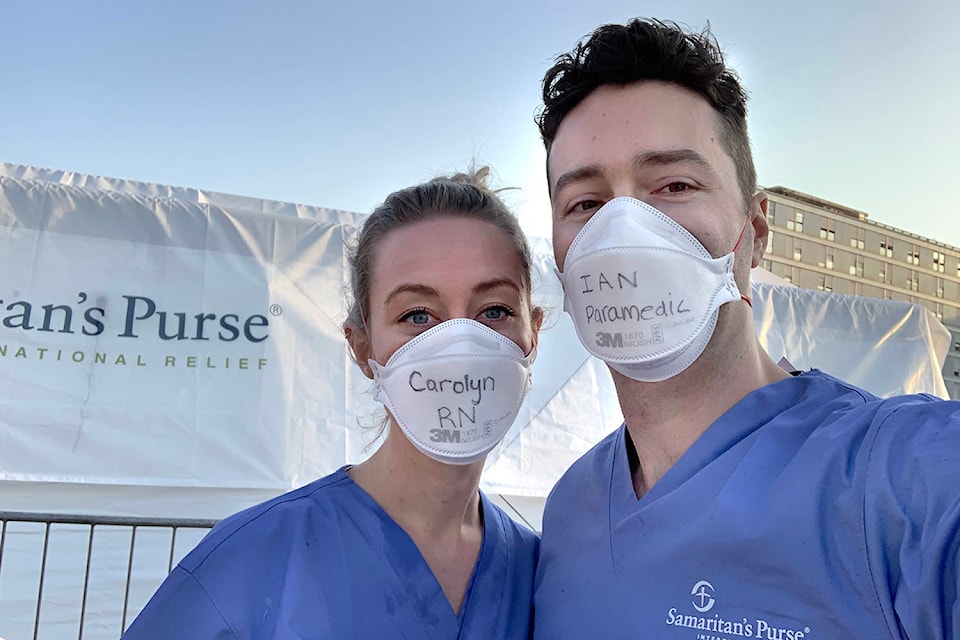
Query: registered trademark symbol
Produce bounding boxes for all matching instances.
[269,304,283,316]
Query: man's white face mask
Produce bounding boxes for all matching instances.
[369,318,535,465]
[557,197,748,382]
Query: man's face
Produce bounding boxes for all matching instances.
[548,81,766,285]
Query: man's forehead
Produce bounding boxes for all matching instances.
[547,82,733,193]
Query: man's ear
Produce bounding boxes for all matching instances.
[749,191,770,268]
[344,321,374,379]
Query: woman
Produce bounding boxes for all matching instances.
[122,167,543,639]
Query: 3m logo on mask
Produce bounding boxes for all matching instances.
[595,325,665,349]
[430,421,494,444]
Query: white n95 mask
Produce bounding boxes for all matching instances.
[368,318,535,465]
[557,197,746,382]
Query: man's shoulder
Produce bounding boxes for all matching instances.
[542,426,622,514]
[481,493,540,548]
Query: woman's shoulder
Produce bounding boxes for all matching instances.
[179,467,356,571]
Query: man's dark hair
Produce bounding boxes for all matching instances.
[537,18,756,204]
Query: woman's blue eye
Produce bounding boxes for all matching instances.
[409,311,430,325]
[483,306,511,320]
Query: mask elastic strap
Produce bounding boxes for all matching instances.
[731,215,751,253]
[732,215,753,308]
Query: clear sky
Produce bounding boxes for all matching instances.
[3,0,958,245]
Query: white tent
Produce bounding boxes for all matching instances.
[0,163,950,639]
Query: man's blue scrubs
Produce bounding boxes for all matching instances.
[534,371,960,639]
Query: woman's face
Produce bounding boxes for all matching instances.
[352,216,540,373]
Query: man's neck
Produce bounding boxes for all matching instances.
[615,315,789,498]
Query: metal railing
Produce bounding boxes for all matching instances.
[0,511,217,640]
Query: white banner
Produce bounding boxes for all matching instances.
[0,174,366,493]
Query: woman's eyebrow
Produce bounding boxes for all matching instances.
[473,278,521,295]
[383,283,440,306]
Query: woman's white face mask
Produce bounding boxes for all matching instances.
[557,197,747,382]
[369,318,535,465]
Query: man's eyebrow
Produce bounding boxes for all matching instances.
[552,164,603,198]
[552,150,718,197]
[384,283,440,306]
[633,149,718,177]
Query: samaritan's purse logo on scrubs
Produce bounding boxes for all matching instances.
[664,579,813,639]
[691,580,716,613]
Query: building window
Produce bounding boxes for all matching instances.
[879,269,886,281]
[793,246,802,262]
[934,251,946,273]
[787,211,804,233]
[826,254,834,270]
[907,251,920,265]
[879,240,893,258]
[766,230,773,254]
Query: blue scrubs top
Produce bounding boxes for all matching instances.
[534,371,960,639]
[123,467,538,639]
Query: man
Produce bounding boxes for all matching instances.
[533,18,958,639]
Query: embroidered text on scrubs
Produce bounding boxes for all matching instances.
[664,609,811,639]
[665,609,752,636]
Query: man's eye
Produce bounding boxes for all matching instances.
[572,199,601,213]
[660,182,691,193]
